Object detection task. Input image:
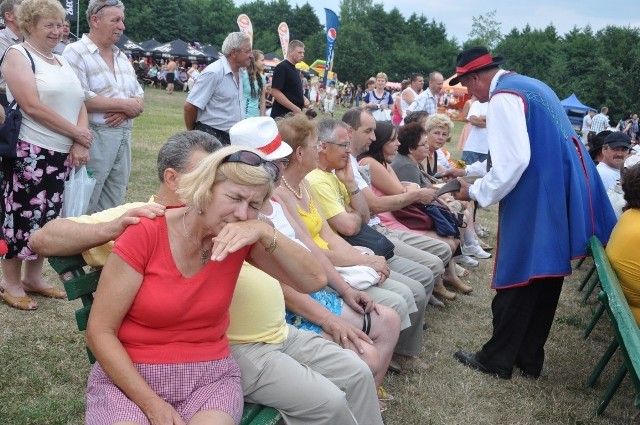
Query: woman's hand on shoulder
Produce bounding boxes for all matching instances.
[211,219,272,261]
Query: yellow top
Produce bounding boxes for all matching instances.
[296,185,329,250]
[305,169,352,220]
[606,208,640,326]
[227,263,288,344]
[68,200,150,267]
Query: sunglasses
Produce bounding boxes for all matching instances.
[93,0,118,16]
[222,150,279,182]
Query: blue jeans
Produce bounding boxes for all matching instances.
[461,150,488,165]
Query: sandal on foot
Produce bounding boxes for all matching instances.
[22,282,66,299]
[377,386,395,401]
[0,286,38,310]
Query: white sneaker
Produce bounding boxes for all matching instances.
[454,255,479,268]
[461,243,492,259]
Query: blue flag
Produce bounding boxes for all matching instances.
[323,8,339,86]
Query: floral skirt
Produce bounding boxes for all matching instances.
[0,140,71,260]
[285,288,343,334]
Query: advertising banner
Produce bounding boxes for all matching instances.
[237,14,254,47]
[323,8,339,86]
[278,22,289,59]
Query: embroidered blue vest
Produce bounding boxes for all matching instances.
[491,73,616,289]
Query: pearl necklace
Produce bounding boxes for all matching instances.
[24,40,55,60]
[280,176,302,200]
[182,207,211,265]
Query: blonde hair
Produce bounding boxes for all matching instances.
[425,114,454,133]
[178,145,274,211]
[18,0,65,35]
[375,72,388,82]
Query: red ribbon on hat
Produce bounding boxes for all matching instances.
[259,133,283,155]
[456,53,495,75]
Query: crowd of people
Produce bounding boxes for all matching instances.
[0,0,637,423]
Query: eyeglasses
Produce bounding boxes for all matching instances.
[221,150,280,182]
[416,143,427,148]
[324,141,351,150]
[93,0,118,16]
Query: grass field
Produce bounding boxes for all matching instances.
[0,88,638,424]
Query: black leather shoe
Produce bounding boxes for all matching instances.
[515,364,541,379]
[454,350,512,379]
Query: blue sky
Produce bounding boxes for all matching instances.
[238,0,640,43]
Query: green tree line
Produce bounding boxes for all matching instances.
[69,0,639,117]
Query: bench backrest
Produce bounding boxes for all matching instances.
[48,255,99,363]
[590,236,640,398]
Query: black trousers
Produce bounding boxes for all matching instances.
[194,122,230,145]
[477,276,564,376]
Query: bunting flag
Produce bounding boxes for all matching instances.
[323,8,339,86]
[278,22,290,59]
[237,14,254,47]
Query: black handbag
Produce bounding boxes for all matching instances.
[0,48,35,158]
[340,224,395,260]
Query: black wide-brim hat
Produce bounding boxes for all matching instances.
[449,47,505,86]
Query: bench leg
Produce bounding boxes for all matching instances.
[582,274,601,304]
[578,265,596,291]
[588,339,619,387]
[575,257,586,270]
[584,304,606,339]
[596,364,628,416]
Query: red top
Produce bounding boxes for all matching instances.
[112,215,251,364]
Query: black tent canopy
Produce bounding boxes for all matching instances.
[152,39,212,62]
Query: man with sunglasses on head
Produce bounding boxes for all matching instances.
[63,0,144,214]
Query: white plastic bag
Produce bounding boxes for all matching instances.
[372,107,391,122]
[61,165,96,217]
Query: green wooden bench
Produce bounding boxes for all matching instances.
[584,236,640,416]
[49,254,282,425]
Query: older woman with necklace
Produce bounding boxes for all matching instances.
[0,0,92,311]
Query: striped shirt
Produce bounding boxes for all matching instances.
[63,34,143,127]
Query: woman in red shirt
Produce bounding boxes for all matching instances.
[85,146,326,425]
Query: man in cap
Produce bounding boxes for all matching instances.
[446,46,616,379]
[597,131,632,191]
